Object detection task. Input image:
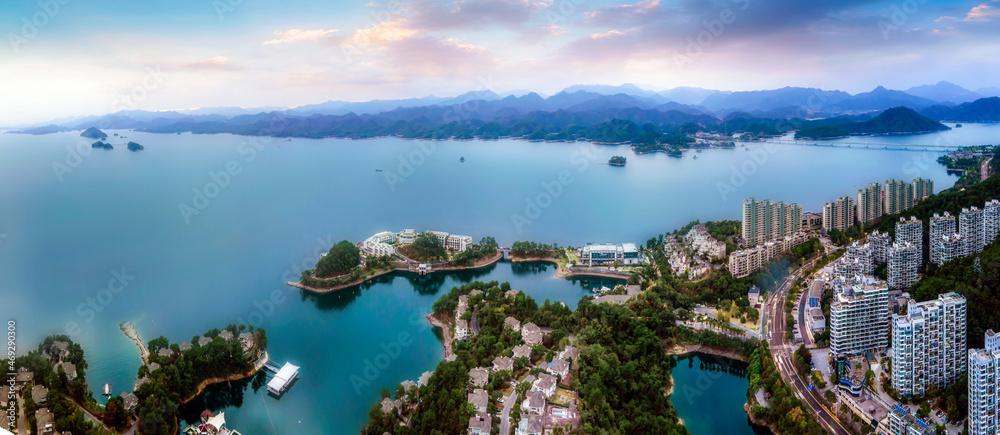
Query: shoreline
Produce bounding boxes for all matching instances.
[179,351,269,405]
[665,343,748,363]
[119,321,150,365]
[425,312,453,360]
[288,252,504,294]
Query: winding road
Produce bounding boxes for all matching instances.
[764,259,850,435]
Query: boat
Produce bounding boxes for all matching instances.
[460,156,465,162]
[693,155,698,159]
[956,124,963,128]
[102,383,112,396]
[375,169,383,172]
[184,410,243,435]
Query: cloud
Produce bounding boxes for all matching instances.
[964,3,1000,21]
[407,0,551,31]
[178,56,243,71]
[263,29,339,45]
[590,29,630,39]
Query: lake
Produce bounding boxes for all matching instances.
[670,353,763,435]
[0,123,991,433]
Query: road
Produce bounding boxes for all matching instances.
[764,259,850,435]
[471,307,480,335]
[500,375,536,435]
[798,279,824,346]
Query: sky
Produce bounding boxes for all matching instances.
[1,0,998,125]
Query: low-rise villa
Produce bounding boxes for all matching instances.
[532,373,557,397]
[468,412,491,435]
[418,371,433,386]
[198,336,213,347]
[504,317,521,331]
[31,385,49,405]
[512,344,532,360]
[158,348,175,359]
[469,367,489,387]
[54,361,77,381]
[547,359,570,378]
[523,330,543,346]
[559,346,579,360]
[492,356,513,373]
[468,389,489,413]
[522,390,546,415]
[517,415,544,435]
[218,330,234,342]
[380,397,402,414]
[456,319,470,339]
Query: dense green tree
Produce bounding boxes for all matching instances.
[315,240,361,277]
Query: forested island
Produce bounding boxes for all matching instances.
[795,107,949,139]
[608,155,626,166]
[127,141,144,151]
[91,141,113,150]
[80,127,107,140]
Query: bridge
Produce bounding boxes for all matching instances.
[763,139,990,151]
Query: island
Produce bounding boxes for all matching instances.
[289,230,501,293]
[608,155,626,166]
[795,107,950,139]
[91,141,113,150]
[80,127,108,140]
[127,141,144,151]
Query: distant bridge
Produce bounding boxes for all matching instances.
[762,139,990,151]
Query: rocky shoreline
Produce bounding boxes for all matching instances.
[425,312,453,359]
[288,253,504,294]
[119,321,150,364]
[665,343,748,363]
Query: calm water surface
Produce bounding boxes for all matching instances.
[0,124,990,433]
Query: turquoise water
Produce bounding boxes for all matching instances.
[0,124,989,433]
[671,353,760,435]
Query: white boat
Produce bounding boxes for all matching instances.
[102,383,112,396]
[184,411,243,435]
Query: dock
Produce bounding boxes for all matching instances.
[266,362,299,396]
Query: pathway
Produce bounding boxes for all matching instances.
[498,387,518,435]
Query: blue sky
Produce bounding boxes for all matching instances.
[1,0,998,124]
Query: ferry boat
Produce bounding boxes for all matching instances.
[102,383,112,396]
[460,156,465,162]
[184,410,242,435]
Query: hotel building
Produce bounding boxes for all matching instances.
[891,292,967,398]
[581,243,643,266]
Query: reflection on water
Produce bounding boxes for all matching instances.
[178,372,264,425]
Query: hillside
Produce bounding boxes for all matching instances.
[795,107,949,139]
[920,97,1000,122]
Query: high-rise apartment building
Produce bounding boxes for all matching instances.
[895,216,924,263]
[961,206,986,256]
[888,242,919,290]
[984,199,1000,245]
[857,182,884,224]
[969,330,1000,435]
[838,242,874,279]
[830,280,889,356]
[869,230,892,264]
[929,212,956,265]
[891,292,967,398]
[823,195,856,231]
[931,233,963,266]
[884,179,915,215]
[741,198,802,246]
[912,178,934,203]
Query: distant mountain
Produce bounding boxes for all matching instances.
[175,106,287,117]
[824,86,939,112]
[921,97,1000,122]
[287,96,450,116]
[657,87,725,105]
[700,86,852,114]
[796,107,949,139]
[561,83,662,100]
[10,124,70,135]
[905,81,982,104]
[977,87,1000,98]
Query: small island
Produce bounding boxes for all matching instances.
[795,107,950,139]
[608,155,626,166]
[80,127,108,140]
[127,141,144,151]
[91,141,113,150]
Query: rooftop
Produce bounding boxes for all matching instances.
[469,367,489,386]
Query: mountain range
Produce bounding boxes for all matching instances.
[9,82,999,138]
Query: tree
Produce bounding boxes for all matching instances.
[315,240,361,277]
[918,401,931,418]
[104,396,128,431]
